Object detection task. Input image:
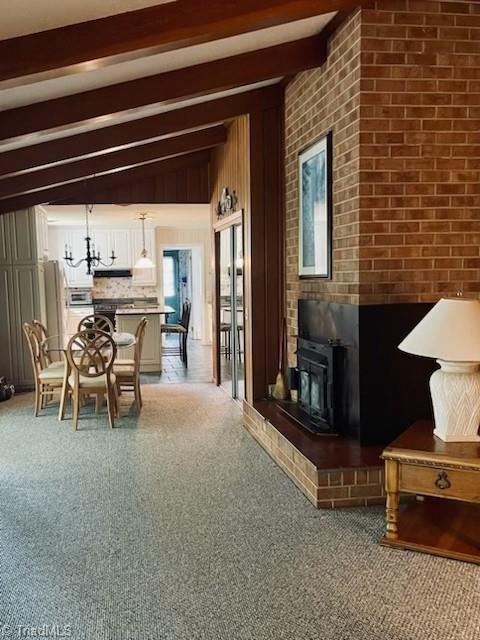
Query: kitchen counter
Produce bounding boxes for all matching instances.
[115,305,175,316]
[93,297,158,307]
[115,308,176,373]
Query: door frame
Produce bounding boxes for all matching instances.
[213,210,244,397]
[158,242,206,343]
[162,249,181,324]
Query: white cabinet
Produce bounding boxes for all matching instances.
[0,209,47,388]
[49,228,93,287]
[116,313,161,372]
[35,208,49,262]
[111,230,131,269]
[0,266,15,381]
[48,226,157,286]
[92,229,131,269]
[69,230,93,287]
[0,216,11,265]
[91,229,109,263]
[8,209,38,264]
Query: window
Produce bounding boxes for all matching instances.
[163,256,175,297]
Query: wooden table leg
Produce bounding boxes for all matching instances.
[385,459,400,540]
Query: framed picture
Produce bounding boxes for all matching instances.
[298,132,332,278]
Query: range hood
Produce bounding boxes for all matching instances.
[93,269,132,278]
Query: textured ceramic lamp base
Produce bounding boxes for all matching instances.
[430,361,480,442]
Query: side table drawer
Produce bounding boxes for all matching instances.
[399,464,480,502]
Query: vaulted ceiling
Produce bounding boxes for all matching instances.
[0,0,359,213]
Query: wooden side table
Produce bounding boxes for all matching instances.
[381,420,480,564]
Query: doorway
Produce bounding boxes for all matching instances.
[157,245,212,383]
[216,219,244,400]
[163,250,182,324]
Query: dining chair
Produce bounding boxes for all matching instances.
[161,301,192,367]
[77,314,114,334]
[23,322,66,416]
[31,319,65,368]
[114,317,148,411]
[66,329,118,431]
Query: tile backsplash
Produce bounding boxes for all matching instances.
[93,277,157,300]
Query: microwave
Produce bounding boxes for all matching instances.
[68,288,93,306]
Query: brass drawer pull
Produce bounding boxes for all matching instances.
[435,471,451,490]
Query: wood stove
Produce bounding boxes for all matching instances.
[280,337,344,435]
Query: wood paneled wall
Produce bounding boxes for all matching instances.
[58,162,211,205]
[210,117,250,216]
[210,106,284,403]
[210,116,252,393]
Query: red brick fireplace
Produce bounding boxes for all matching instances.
[246,0,480,508]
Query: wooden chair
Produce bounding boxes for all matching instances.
[77,314,114,334]
[66,330,118,431]
[114,317,148,411]
[23,322,66,416]
[161,301,192,367]
[31,319,64,368]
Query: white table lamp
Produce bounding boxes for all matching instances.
[399,297,480,442]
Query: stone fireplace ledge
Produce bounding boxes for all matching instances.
[243,400,385,509]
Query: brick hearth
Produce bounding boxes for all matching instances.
[243,401,385,509]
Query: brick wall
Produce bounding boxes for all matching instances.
[285,0,480,360]
[285,10,362,359]
[359,0,480,303]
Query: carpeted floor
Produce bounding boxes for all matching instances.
[0,385,479,640]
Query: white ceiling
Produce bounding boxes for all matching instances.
[0,0,176,39]
[42,203,210,228]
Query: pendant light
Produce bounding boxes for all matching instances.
[134,213,155,269]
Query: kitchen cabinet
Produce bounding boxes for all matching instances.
[35,208,49,262]
[10,264,45,388]
[69,230,93,287]
[49,228,93,287]
[49,226,156,286]
[0,266,15,381]
[0,208,47,388]
[104,229,132,269]
[116,311,162,372]
[0,212,42,265]
[0,216,11,264]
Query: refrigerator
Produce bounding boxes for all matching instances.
[44,260,69,354]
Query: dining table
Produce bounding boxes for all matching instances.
[42,331,136,420]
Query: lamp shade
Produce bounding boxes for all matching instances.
[399,298,480,362]
[134,255,155,269]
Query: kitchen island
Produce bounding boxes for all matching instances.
[115,305,175,372]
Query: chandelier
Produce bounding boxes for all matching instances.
[63,204,117,275]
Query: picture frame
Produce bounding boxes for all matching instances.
[298,131,333,278]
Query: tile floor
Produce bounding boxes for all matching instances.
[142,334,244,400]
[142,334,213,384]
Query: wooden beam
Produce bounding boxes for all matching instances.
[0,0,363,85]
[0,36,323,143]
[0,150,210,214]
[0,85,283,178]
[0,126,226,200]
